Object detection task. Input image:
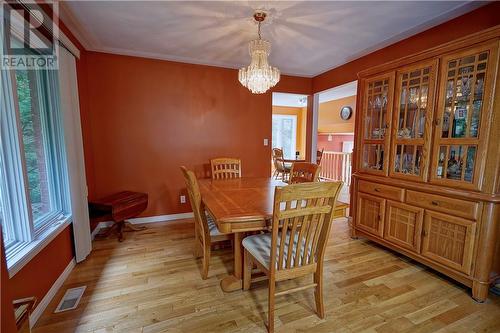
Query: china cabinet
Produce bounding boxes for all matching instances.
[351,26,500,302]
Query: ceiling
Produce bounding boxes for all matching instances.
[272,93,308,107]
[319,81,357,103]
[61,1,484,77]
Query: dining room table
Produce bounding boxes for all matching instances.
[198,177,349,292]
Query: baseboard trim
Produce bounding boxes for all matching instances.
[128,212,194,224]
[90,212,194,240]
[30,258,76,328]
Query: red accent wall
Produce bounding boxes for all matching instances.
[317,134,355,152]
[312,2,500,93]
[81,52,312,216]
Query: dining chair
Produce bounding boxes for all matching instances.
[272,148,290,181]
[242,181,343,333]
[289,162,320,184]
[180,166,232,279]
[316,148,324,165]
[210,157,241,180]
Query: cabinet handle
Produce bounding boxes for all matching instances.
[435,119,441,126]
[431,200,439,206]
[422,230,427,237]
[374,188,381,192]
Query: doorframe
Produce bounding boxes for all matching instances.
[310,93,320,163]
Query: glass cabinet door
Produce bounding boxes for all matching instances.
[389,60,438,180]
[359,73,395,175]
[431,42,498,190]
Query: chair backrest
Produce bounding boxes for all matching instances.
[272,148,284,159]
[210,158,241,180]
[316,148,324,165]
[269,181,343,273]
[289,162,320,184]
[272,148,286,172]
[180,166,210,241]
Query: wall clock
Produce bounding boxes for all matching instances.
[340,106,353,120]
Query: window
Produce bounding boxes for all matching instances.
[272,114,297,160]
[0,51,70,269]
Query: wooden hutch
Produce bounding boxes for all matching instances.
[351,26,500,302]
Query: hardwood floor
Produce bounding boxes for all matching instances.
[34,218,500,333]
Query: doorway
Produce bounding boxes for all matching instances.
[271,92,308,160]
[312,81,357,202]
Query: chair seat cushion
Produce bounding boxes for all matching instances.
[242,232,312,269]
[207,213,223,236]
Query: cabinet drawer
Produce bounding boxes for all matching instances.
[359,180,404,202]
[406,190,479,220]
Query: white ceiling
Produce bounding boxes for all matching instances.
[319,80,357,103]
[272,92,308,107]
[60,1,484,77]
[273,80,357,107]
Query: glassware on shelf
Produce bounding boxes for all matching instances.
[437,149,446,178]
[452,106,467,138]
[363,144,384,171]
[394,145,422,176]
[446,147,462,180]
[470,100,481,137]
[464,146,476,182]
[397,67,430,141]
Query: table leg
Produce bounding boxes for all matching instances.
[220,232,244,292]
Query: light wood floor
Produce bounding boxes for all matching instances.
[34,218,500,333]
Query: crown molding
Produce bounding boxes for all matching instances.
[87,46,313,78]
[59,1,99,51]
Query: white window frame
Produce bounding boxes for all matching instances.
[1,41,72,276]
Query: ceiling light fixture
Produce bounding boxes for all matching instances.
[238,11,280,94]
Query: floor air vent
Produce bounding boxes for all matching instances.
[54,286,86,313]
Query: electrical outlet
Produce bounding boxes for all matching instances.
[180,195,186,204]
[263,138,269,146]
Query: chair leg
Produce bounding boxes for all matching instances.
[201,244,210,280]
[193,241,202,258]
[314,269,324,318]
[268,279,276,333]
[243,250,252,290]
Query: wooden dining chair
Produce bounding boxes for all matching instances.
[272,148,290,181]
[242,181,343,333]
[180,166,232,279]
[316,148,324,165]
[210,158,241,180]
[289,162,320,184]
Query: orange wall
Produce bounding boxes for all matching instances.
[272,106,307,158]
[1,230,17,333]
[8,227,74,302]
[82,52,312,216]
[313,2,500,93]
[318,95,356,134]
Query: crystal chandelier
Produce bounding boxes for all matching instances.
[238,12,280,94]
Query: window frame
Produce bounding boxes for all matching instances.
[0,40,72,274]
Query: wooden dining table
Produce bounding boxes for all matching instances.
[199,177,349,292]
